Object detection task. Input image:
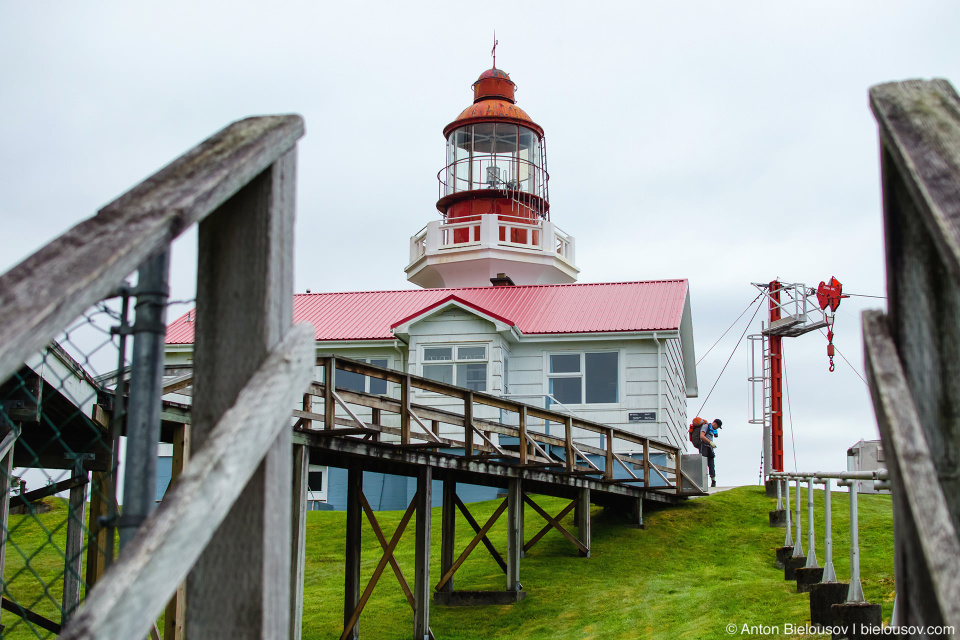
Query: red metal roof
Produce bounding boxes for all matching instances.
[165,280,689,345]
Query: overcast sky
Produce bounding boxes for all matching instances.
[2,1,958,487]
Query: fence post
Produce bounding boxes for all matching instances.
[0,436,13,631]
[792,479,804,557]
[62,466,89,626]
[119,248,170,549]
[564,416,574,472]
[186,147,297,639]
[324,357,335,430]
[804,478,818,568]
[846,480,864,603]
[821,478,836,582]
[784,478,793,547]
[463,392,473,456]
[518,406,527,465]
[164,423,190,640]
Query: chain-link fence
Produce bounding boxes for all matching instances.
[0,292,134,638]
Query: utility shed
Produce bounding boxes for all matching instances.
[846,439,889,494]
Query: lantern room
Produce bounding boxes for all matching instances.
[438,69,549,222]
[405,66,577,289]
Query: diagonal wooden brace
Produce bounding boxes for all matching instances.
[522,494,588,555]
[454,495,507,574]
[359,493,415,610]
[434,498,509,591]
[340,495,417,640]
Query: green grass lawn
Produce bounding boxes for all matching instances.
[2,485,894,640]
[298,486,894,640]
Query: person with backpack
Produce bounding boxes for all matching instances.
[699,418,722,487]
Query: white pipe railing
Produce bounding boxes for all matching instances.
[770,470,887,603]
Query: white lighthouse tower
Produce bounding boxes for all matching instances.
[405,66,578,288]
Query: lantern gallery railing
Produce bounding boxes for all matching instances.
[408,214,576,265]
[438,156,549,204]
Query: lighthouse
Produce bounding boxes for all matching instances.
[405,66,579,288]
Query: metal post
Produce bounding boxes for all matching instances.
[106,287,131,568]
[821,478,837,582]
[792,478,804,557]
[805,478,818,568]
[119,248,170,550]
[775,476,783,511]
[784,478,793,547]
[846,480,865,602]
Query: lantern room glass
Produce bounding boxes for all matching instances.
[443,124,544,197]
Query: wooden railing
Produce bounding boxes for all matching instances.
[0,115,314,639]
[863,78,960,633]
[299,356,685,493]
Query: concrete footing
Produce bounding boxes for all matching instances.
[433,590,527,606]
[769,509,786,527]
[830,602,882,639]
[784,555,806,580]
[775,546,794,569]
[810,582,849,627]
[795,566,824,592]
[765,479,780,498]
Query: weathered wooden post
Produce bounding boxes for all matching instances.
[506,478,523,592]
[290,443,310,640]
[61,466,89,626]
[186,139,299,639]
[795,477,823,592]
[439,479,456,594]
[414,467,432,640]
[344,466,362,640]
[863,78,960,635]
[577,488,591,558]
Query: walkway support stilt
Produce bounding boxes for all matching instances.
[414,467,432,640]
[507,478,522,591]
[344,466,362,640]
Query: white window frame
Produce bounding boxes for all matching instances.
[418,342,490,393]
[307,464,328,504]
[543,349,622,408]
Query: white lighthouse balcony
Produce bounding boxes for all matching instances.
[406,214,578,289]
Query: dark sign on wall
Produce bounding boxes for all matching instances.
[628,412,656,422]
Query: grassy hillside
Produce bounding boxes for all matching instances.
[298,486,894,640]
[2,486,894,639]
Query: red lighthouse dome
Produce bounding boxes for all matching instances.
[437,67,549,223]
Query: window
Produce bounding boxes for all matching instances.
[335,358,389,394]
[547,351,618,406]
[421,344,488,392]
[307,464,328,505]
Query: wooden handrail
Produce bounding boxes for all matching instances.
[316,354,681,459]
[60,324,315,640]
[0,115,304,386]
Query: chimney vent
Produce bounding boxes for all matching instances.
[490,273,515,287]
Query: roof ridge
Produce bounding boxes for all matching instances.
[293,279,688,297]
